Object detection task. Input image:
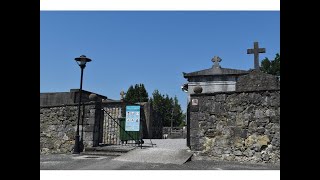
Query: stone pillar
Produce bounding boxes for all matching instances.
[189,97,200,150]
[92,101,102,147]
[186,102,190,147]
[142,102,153,138]
[83,94,103,148]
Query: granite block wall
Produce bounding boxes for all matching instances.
[40,102,101,154]
[189,90,280,163]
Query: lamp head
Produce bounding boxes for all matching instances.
[75,55,92,67]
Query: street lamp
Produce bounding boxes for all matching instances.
[73,55,92,154]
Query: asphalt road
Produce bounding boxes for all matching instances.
[40,153,280,170]
[41,139,279,170]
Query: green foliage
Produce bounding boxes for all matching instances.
[260,53,280,76]
[150,90,185,127]
[124,85,186,127]
[172,96,185,127]
[124,83,149,103]
[179,121,186,127]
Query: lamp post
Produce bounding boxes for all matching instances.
[73,55,92,154]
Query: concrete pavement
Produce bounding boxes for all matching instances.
[40,153,279,170]
[40,139,280,170]
[113,139,192,164]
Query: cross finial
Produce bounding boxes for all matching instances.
[211,56,222,68]
[247,42,266,70]
[120,90,126,100]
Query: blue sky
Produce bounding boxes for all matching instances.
[40,11,280,112]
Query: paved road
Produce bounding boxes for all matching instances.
[147,139,189,150]
[40,153,279,170]
[113,139,192,164]
[40,139,279,170]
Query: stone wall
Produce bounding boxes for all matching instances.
[40,89,108,106]
[236,70,280,91]
[187,76,237,95]
[162,127,186,139]
[71,89,108,104]
[142,102,153,138]
[40,102,102,154]
[138,102,164,139]
[40,92,74,106]
[40,99,162,154]
[189,90,280,164]
[151,110,163,139]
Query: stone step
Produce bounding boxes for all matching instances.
[82,145,136,157]
[85,146,136,153]
[81,151,124,156]
[167,133,186,139]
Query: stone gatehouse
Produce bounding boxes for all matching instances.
[183,53,280,164]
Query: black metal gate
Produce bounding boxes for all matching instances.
[101,106,143,146]
[102,106,122,145]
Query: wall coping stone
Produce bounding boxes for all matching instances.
[190,89,280,97]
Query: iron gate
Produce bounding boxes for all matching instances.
[101,106,143,146]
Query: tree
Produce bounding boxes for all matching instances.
[149,90,185,127]
[125,86,185,127]
[124,85,135,103]
[260,53,280,76]
[163,95,173,127]
[149,90,166,125]
[172,96,186,127]
[124,84,149,103]
[137,84,149,102]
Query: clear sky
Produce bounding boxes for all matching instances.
[40,11,280,112]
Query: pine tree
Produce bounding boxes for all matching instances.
[124,84,149,103]
[172,96,185,127]
[150,90,185,127]
[138,84,149,102]
[260,53,280,76]
[124,85,135,103]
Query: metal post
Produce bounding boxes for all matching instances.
[73,66,84,154]
[80,103,85,150]
[171,102,174,134]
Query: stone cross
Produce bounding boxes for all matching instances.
[247,42,266,70]
[211,56,222,68]
[120,91,126,100]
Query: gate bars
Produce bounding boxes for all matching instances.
[102,108,143,148]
